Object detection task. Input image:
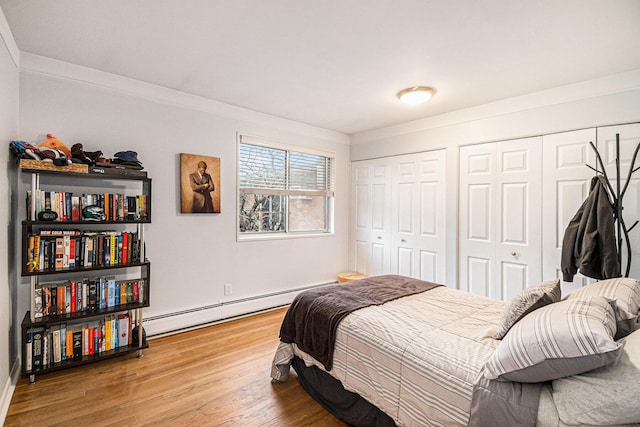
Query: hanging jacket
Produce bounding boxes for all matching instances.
[561,175,620,282]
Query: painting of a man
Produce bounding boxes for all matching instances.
[189,161,215,212]
[180,153,221,214]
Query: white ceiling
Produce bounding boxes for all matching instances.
[2,0,640,135]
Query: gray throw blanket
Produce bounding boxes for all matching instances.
[279,275,442,370]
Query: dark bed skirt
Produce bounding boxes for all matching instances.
[291,356,397,427]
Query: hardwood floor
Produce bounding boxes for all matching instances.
[5,308,347,426]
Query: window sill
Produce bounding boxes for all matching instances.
[237,231,334,242]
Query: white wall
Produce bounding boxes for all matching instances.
[16,56,351,336]
[350,71,640,286]
[0,11,19,423]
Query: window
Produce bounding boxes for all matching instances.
[238,135,335,237]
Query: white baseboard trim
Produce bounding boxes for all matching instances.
[0,358,20,425]
[144,281,336,338]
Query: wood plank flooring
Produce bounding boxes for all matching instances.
[5,308,347,426]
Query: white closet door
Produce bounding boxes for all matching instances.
[597,123,640,280]
[351,160,391,276]
[390,150,446,283]
[460,138,542,299]
[459,143,496,297]
[495,137,542,300]
[542,129,597,295]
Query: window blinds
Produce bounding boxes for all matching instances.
[239,136,335,197]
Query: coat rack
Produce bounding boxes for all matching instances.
[586,134,640,277]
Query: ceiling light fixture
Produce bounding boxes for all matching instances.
[397,86,435,105]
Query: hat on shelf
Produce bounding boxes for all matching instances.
[112,150,143,168]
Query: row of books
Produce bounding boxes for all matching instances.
[27,190,148,221]
[25,313,134,372]
[33,277,146,319]
[26,229,141,272]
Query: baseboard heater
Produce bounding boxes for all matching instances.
[144,280,337,338]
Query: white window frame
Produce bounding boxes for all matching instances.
[236,133,335,241]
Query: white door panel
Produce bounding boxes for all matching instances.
[351,161,391,276]
[460,138,542,299]
[391,150,446,283]
[542,128,598,295]
[420,250,437,282]
[598,123,640,280]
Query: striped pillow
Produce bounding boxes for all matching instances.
[493,279,561,339]
[484,296,623,383]
[564,277,640,339]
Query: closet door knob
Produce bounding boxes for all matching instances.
[511,251,518,257]
[401,239,406,243]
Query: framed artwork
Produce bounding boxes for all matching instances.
[180,153,221,214]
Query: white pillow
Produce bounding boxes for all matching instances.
[564,277,640,339]
[485,296,622,383]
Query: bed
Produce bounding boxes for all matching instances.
[271,275,640,426]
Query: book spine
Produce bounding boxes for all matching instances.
[32,327,45,369]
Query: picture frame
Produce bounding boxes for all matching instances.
[180,153,221,214]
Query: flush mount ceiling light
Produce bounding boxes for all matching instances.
[397,86,435,105]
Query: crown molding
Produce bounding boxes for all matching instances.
[18,52,349,145]
[0,8,19,68]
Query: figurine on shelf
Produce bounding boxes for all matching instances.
[36,134,72,166]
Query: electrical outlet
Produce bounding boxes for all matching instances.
[224,283,233,296]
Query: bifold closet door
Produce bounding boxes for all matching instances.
[351,160,391,276]
[390,150,446,283]
[542,128,597,295]
[459,138,542,300]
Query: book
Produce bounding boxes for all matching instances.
[72,327,82,359]
[107,277,116,308]
[122,233,129,264]
[43,286,51,316]
[34,284,43,319]
[27,235,35,272]
[66,329,73,360]
[52,326,62,363]
[25,329,33,371]
[54,237,64,270]
[104,318,111,351]
[133,281,139,303]
[70,281,76,313]
[88,279,98,312]
[139,279,144,304]
[43,332,49,367]
[57,284,66,315]
[120,282,127,306]
[110,234,116,265]
[88,326,95,355]
[50,286,57,316]
[65,284,71,314]
[60,324,66,361]
[31,326,45,368]
[33,235,41,272]
[68,238,76,268]
[115,282,121,306]
[118,314,129,348]
[81,279,88,312]
[71,196,80,221]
